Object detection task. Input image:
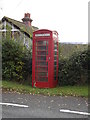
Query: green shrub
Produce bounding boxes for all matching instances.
[58,49,88,86]
[2,38,32,83]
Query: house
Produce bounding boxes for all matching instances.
[0,13,38,48]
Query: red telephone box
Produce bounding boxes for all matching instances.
[32,29,58,88]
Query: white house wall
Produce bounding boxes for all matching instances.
[0,20,32,49]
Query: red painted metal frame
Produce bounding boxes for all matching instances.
[32,29,58,88]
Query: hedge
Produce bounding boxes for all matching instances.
[2,38,32,83]
[58,49,88,86]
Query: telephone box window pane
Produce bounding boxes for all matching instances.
[54,61,57,65]
[35,76,48,82]
[37,41,46,46]
[37,77,48,82]
[35,41,47,47]
[46,42,48,54]
[54,45,57,49]
[54,49,57,52]
[37,46,46,50]
[36,56,46,61]
[36,67,48,71]
[55,51,57,55]
[36,72,47,76]
[54,76,57,80]
[54,66,57,70]
[54,41,57,44]
[37,51,46,55]
[54,56,57,60]
[54,69,57,80]
[36,62,47,66]
[54,40,58,80]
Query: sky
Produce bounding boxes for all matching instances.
[0,0,88,43]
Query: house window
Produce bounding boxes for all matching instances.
[13,31,20,40]
[24,36,30,48]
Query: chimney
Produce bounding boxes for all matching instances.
[22,13,33,27]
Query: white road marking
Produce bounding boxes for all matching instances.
[0,102,29,108]
[60,109,90,116]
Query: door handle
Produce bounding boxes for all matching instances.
[46,56,50,62]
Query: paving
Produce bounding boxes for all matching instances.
[1,91,89,118]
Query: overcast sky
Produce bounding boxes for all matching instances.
[0,0,88,43]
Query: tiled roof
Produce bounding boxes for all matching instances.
[1,16,38,38]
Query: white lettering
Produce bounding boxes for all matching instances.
[35,33,50,37]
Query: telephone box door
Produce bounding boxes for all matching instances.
[33,39,50,88]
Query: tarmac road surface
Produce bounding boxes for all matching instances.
[1,91,89,118]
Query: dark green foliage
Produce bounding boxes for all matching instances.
[58,49,88,86]
[2,38,32,83]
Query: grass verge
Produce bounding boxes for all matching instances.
[2,80,88,97]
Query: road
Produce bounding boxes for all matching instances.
[1,91,89,118]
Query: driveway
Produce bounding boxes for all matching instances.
[1,91,89,118]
